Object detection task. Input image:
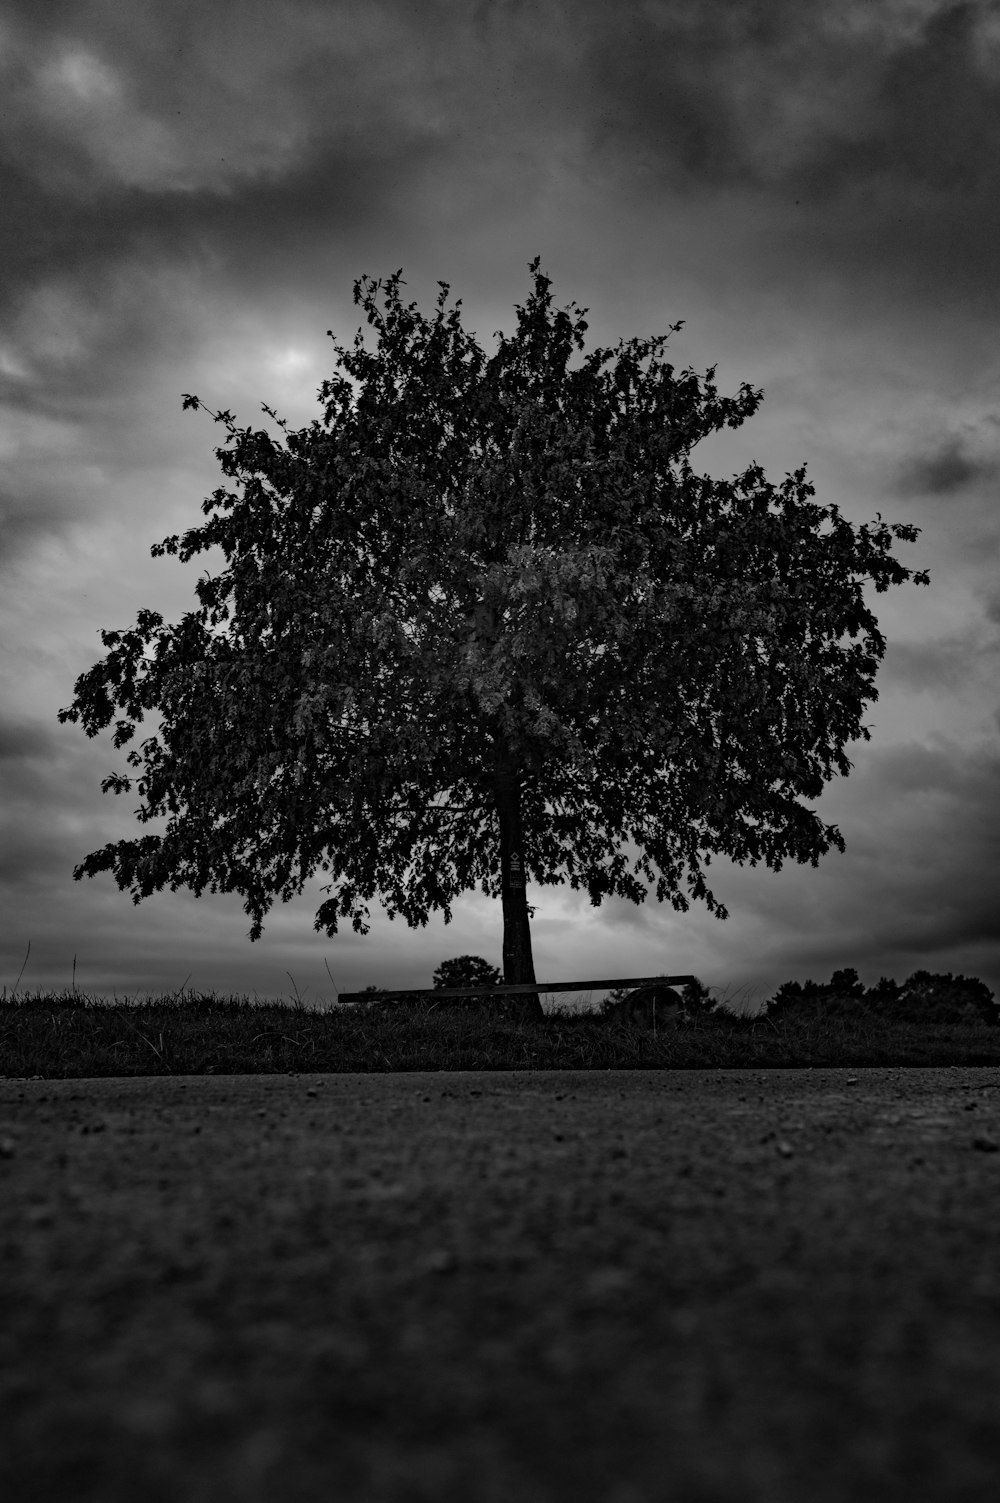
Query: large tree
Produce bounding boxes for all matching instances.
[60,261,928,1018]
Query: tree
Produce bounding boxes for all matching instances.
[59,260,929,1021]
[765,968,868,1021]
[432,954,503,991]
[764,968,997,1025]
[882,970,997,1026]
[431,953,502,1013]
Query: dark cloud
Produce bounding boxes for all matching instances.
[0,716,56,763]
[856,1,999,196]
[893,430,1000,496]
[575,0,1000,310]
[0,724,104,931]
[883,635,986,692]
[0,0,461,197]
[983,589,1000,628]
[865,737,993,798]
[580,0,1000,198]
[4,0,1000,446]
[836,739,1000,973]
[4,1,998,307]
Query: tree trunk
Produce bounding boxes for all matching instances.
[493,760,543,1021]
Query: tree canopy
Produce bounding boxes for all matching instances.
[60,260,929,1015]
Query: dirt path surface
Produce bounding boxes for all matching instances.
[3,1066,1000,1502]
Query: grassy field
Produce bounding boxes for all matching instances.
[3,988,1000,1077]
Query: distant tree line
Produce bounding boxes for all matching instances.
[763,967,997,1026]
[354,957,997,1025]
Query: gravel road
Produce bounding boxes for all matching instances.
[2,1066,999,1502]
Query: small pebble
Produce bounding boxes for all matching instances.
[423,1249,456,1275]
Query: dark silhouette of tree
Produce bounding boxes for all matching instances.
[766,967,869,1021]
[59,261,929,1020]
[765,968,996,1024]
[431,953,502,1012]
[884,971,997,1025]
[432,954,502,991]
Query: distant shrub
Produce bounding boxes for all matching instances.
[874,971,998,1026]
[433,955,502,990]
[864,976,902,1011]
[601,976,714,1018]
[679,977,719,1015]
[764,968,863,1021]
[430,954,503,1012]
[601,987,628,1016]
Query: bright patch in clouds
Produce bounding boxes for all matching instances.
[34,44,178,190]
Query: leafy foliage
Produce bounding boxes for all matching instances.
[678,977,718,1015]
[432,954,503,990]
[59,260,929,962]
[428,952,504,1013]
[888,971,998,1025]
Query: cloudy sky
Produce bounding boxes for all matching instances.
[2,0,998,1011]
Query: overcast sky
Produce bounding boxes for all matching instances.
[2,0,998,1011]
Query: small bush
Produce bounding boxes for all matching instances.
[430,954,504,1012]
[600,977,716,1018]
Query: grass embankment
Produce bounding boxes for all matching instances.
[3,991,1000,1077]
